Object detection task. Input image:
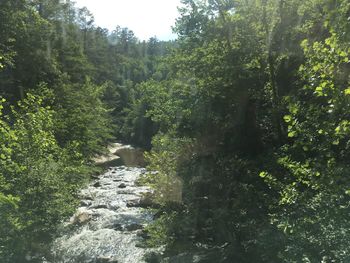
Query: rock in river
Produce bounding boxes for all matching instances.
[118,183,127,188]
[51,166,160,263]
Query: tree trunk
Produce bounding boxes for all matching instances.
[262,0,283,144]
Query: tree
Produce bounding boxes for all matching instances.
[261,31,350,262]
[54,79,114,156]
[0,92,88,262]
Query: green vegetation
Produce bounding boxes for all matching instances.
[0,0,171,261]
[1,0,350,262]
[134,0,350,262]
[0,92,87,261]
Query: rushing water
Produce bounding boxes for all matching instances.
[51,145,158,263]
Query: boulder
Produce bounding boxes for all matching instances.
[139,195,153,208]
[139,192,159,208]
[125,223,143,231]
[78,193,93,200]
[108,202,120,210]
[126,199,140,208]
[91,174,99,180]
[70,210,91,225]
[137,229,150,240]
[96,256,118,263]
[113,223,123,231]
[114,146,145,167]
[117,190,133,195]
[80,200,92,207]
[93,181,101,188]
[126,194,158,208]
[113,179,122,182]
[91,204,108,209]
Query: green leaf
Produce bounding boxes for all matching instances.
[332,140,339,145]
[340,51,347,57]
[288,131,297,138]
[283,115,292,123]
[312,65,321,71]
[315,87,324,95]
[259,171,267,178]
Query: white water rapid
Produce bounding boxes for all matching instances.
[51,146,158,263]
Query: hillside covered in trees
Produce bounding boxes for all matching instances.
[1,0,350,262]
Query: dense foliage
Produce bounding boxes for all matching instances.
[131,0,350,262]
[0,0,170,261]
[0,93,87,261]
[1,0,350,262]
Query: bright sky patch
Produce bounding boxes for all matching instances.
[74,0,181,40]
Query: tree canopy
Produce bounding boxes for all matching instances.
[1,0,350,262]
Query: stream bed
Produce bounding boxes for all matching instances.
[50,145,158,263]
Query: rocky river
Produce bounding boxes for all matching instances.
[50,144,158,263]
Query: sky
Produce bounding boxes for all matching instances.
[73,0,182,41]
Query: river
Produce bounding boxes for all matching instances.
[50,144,159,263]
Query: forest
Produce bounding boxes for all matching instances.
[0,0,350,262]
